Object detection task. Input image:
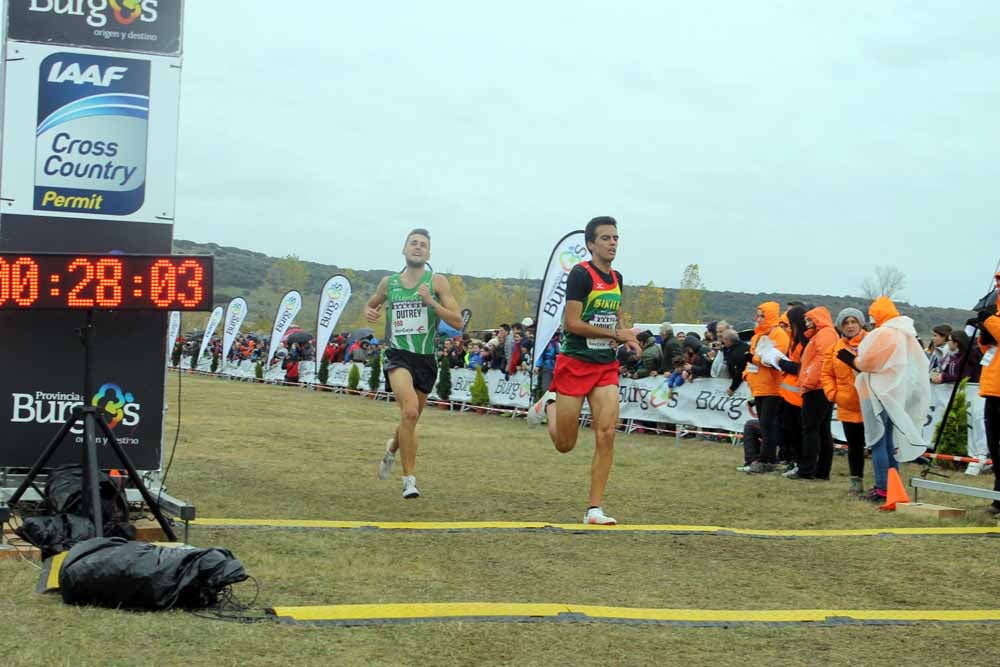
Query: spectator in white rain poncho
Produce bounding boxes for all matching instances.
[836,296,930,503]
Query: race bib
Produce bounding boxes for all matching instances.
[392,299,429,337]
[746,363,759,374]
[587,313,617,350]
[983,346,997,367]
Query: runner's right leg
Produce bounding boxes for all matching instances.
[387,367,423,477]
[549,394,584,453]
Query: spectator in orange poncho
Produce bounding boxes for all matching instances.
[978,273,1000,513]
[822,307,868,495]
[742,302,789,474]
[788,306,838,480]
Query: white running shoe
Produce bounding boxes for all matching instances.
[584,507,617,525]
[402,475,420,499]
[526,391,556,427]
[966,461,983,476]
[377,438,395,480]
[782,466,800,479]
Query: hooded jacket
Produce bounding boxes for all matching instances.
[778,306,807,407]
[980,311,1000,398]
[854,297,930,460]
[799,307,838,392]
[745,302,789,397]
[821,331,866,423]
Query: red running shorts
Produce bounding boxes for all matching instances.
[549,354,620,397]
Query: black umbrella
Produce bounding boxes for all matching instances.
[285,330,314,345]
[351,327,374,340]
[974,288,998,312]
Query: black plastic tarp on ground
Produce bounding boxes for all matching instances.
[59,538,248,610]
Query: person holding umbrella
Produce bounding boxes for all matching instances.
[367,229,464,499]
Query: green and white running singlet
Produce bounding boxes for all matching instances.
[386,270,439,355]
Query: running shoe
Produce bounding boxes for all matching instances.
[402,475,420,499]
[746,461,775,474]
[584,507,617,525]
[377,438,395,480]
[526,391,555,427]
[863,487,886,503]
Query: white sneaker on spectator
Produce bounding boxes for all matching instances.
[584,507,617,525]
[736,464,752,472]
[526,391,556,427]
[377,438,395,480]
[782,466,800,479]
[402,475,420,499]
[966,460,984,476]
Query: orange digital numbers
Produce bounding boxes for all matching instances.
[150,258,177,308]
[0,253,211,310]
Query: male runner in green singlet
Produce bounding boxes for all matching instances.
[366,229,464,498]
[527,216,640,524]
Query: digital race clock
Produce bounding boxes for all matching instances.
[0,253,214,311]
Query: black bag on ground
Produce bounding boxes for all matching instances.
[59,537,249,610]
[15,465,135,556]
[45,464,129,524]
[16,512,136,559]
[15,514,96,560]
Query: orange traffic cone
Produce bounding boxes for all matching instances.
[879,468,910,511]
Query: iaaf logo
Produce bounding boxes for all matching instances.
[11,383,140,433]
[47,60,128,87]
[29,0,160,28]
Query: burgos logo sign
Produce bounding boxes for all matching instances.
[28,0,160,28]
[559,244,588,272]
[326,283,344,301]
[34,51,150,216]
[92,382,139,428]
[11,385,140,433]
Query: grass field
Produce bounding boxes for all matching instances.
[2,373,1000,666]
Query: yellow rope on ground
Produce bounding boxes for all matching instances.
[268,602,1000,625]
[192,518,1000,538]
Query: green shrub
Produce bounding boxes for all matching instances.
[317,355,330,385]
[933,378,968,469]
[347,363,361,391]
[170,339,183,368]
[254,361,263,380]
[368,352,382,392]
[436,357,452,401]
[210,351,220,374]
[470,367,490,406]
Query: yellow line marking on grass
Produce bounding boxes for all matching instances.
[268,603,1000,625]
[193,518,1000,537]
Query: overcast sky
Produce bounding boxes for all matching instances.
[175,2,998,310]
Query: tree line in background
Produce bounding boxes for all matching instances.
[173,239,972,338]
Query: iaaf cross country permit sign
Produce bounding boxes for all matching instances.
[34,50,150,216]
[0,42,181,222]
[6,0,183,56]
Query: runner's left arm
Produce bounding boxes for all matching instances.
[420,275,465,330]
[614,279,641,356]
